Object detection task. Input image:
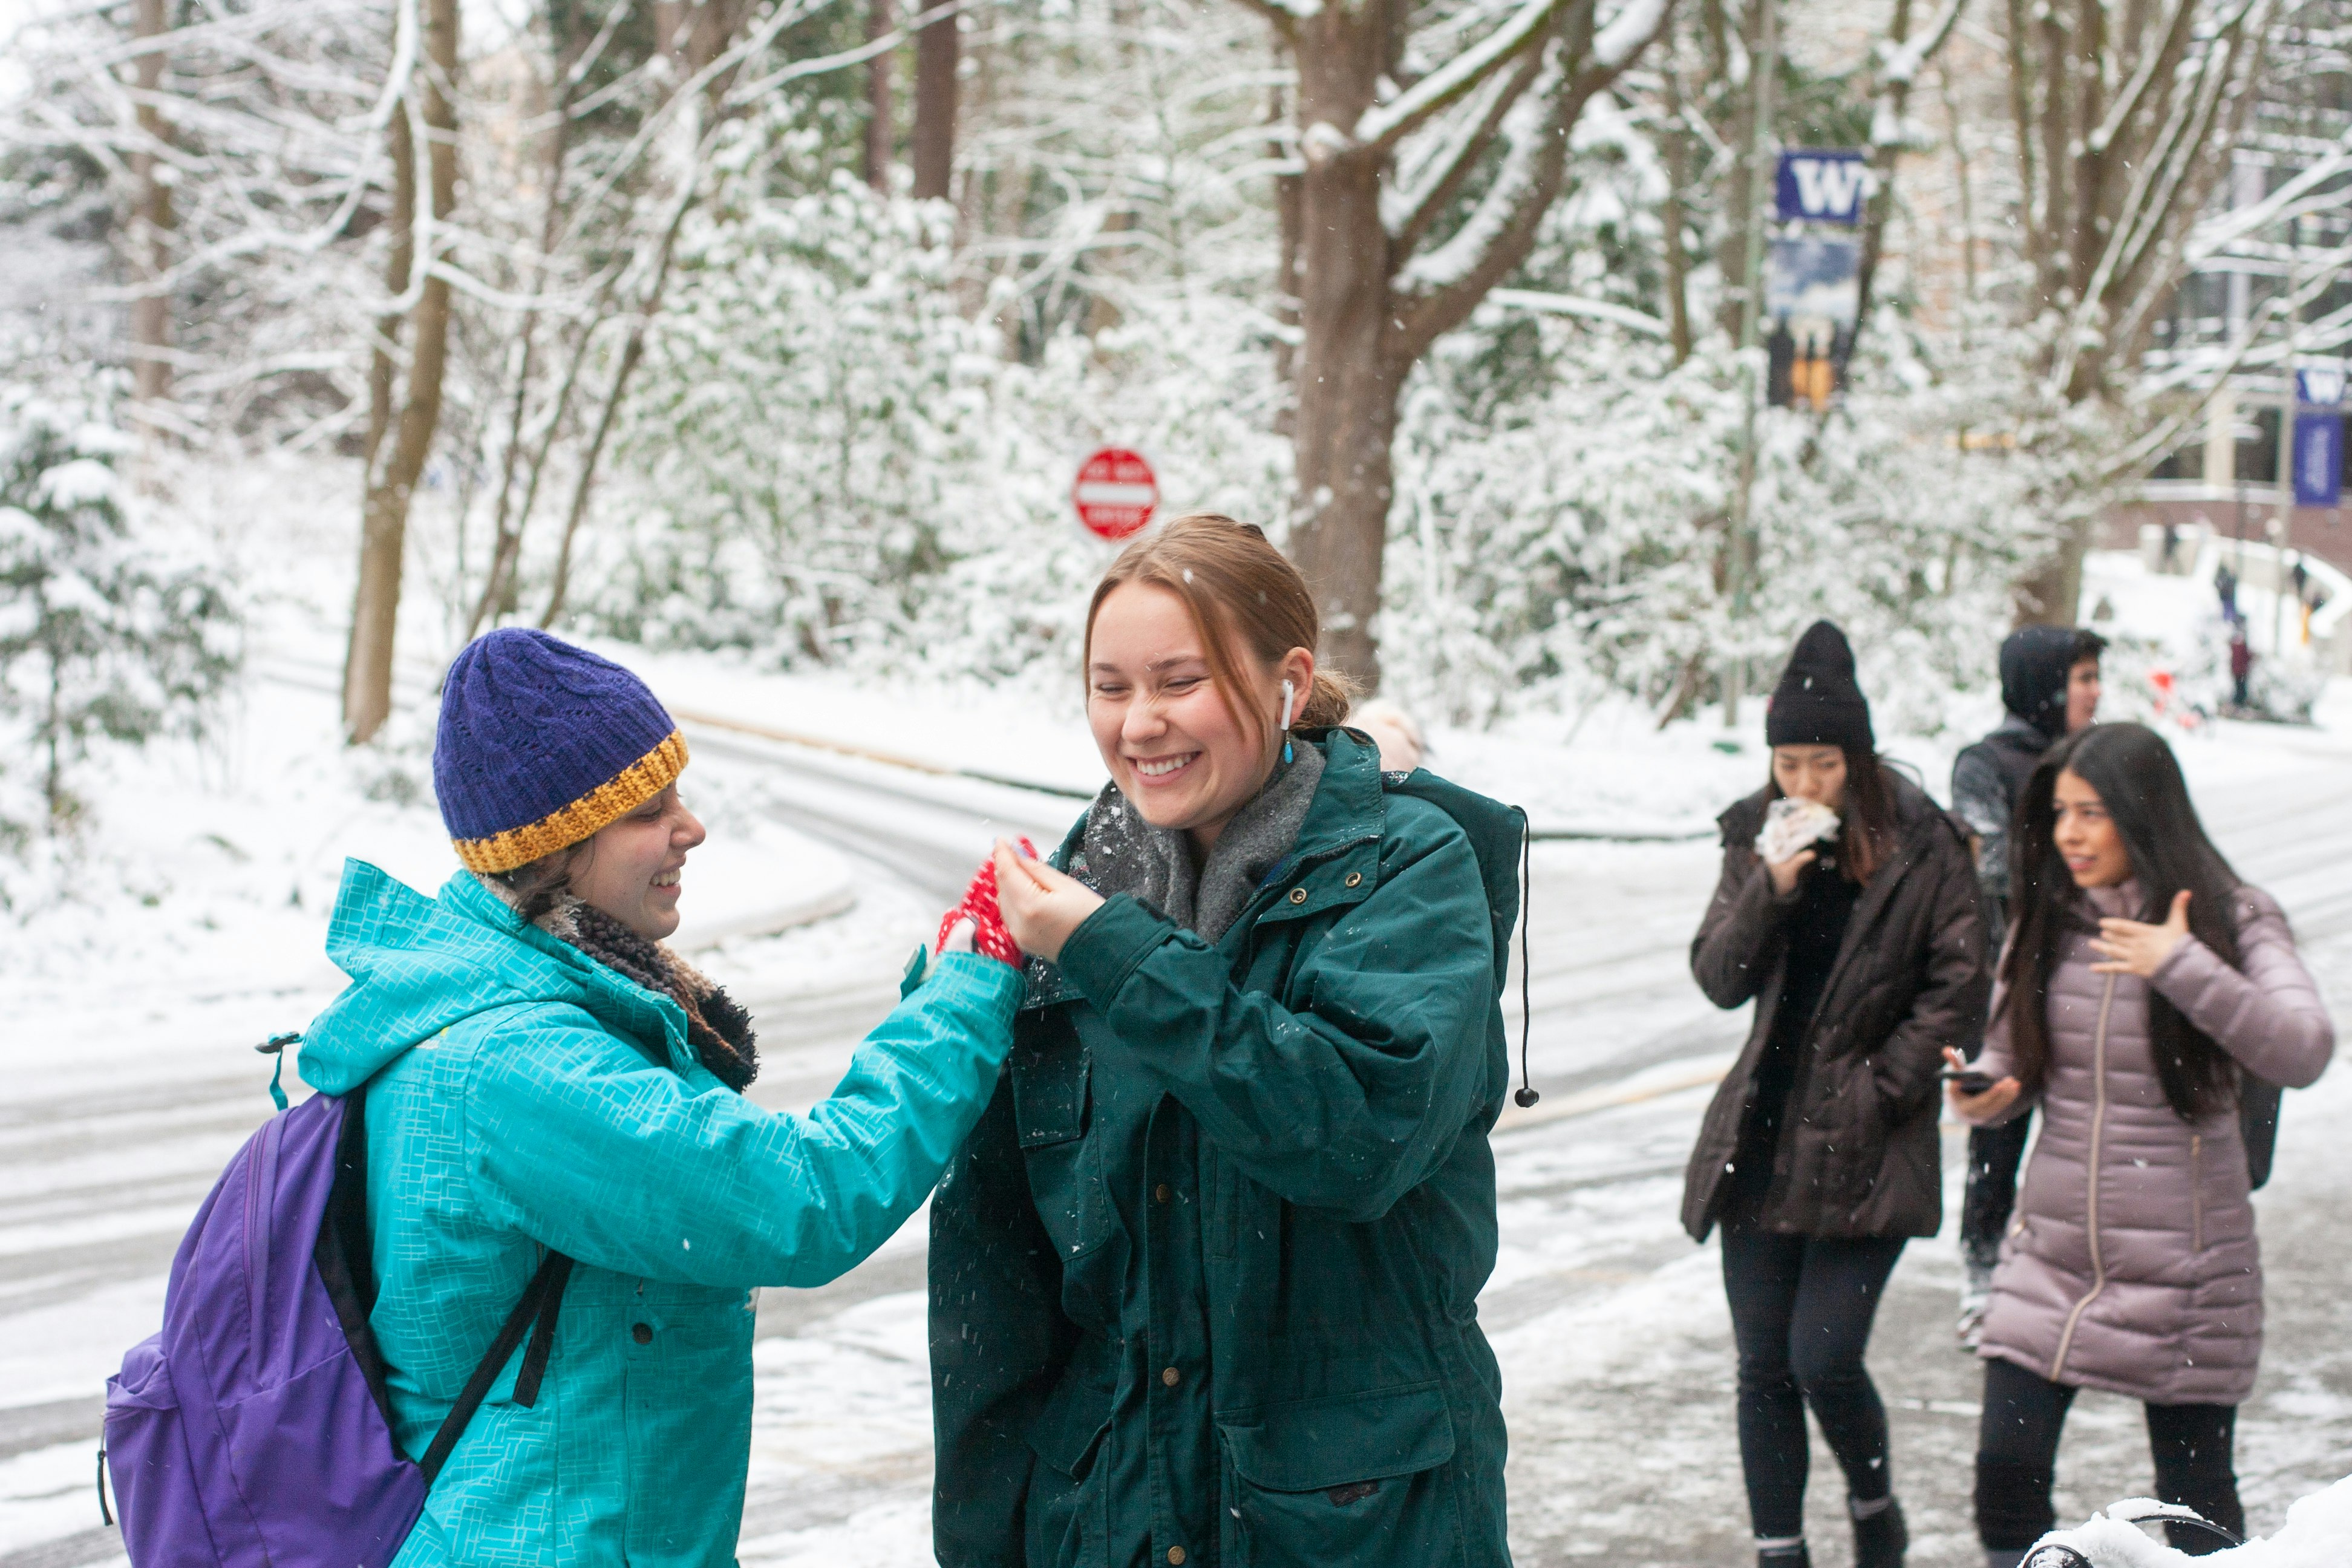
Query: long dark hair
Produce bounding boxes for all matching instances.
[1999,722,2244,1119]
[1765,747,1898,883]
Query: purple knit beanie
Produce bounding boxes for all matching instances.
[433,629,687,874]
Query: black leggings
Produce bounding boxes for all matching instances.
[1720,1226,1907,1541]
[1976,1356,2243,1554]
[1961,1114,2034,1272]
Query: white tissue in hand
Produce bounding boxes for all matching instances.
[1756,797,1840,863]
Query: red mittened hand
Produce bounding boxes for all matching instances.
[936,837,1036,968]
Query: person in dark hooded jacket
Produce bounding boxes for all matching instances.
[1683,621,1989,1568]
[1949,626,2104,1344]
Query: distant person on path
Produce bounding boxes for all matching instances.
[928,515,1525,1568]
[293,629,1024,1567]
[1682,621,1989,1568]
[2229,625,2254,709]
[1350,694,1428,772]
[1951,722,2334,1561]
[2213,561,2239,622]
[1949,627,2105,1347]
[2160,521,2181,572]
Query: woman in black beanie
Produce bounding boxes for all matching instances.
[1681,621,1990,1568]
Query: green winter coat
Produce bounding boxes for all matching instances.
[929,731,1523,1568]
[296,861,1021,1568]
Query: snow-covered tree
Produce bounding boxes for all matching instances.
[0,379,238,843]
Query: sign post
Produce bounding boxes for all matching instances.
[1073,448,1159,541]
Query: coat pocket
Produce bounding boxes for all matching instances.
[1011,1037,1108,1261]
[1218,1382,1462,1567]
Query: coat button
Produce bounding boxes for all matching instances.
[631,1322,653,1345]
[1345,871,1362,887]
[1161,1366,1181,1387]
[1289,887,1308,904]
[1154,1183,1172,1203]
[1168,1550,1187,1566]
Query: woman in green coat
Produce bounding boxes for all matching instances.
[295,629,1023,1567]
[928,515,1526,1568]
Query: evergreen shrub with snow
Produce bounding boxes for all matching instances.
[0,381,239,858]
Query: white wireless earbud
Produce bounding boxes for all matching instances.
[1280,679,1295,731]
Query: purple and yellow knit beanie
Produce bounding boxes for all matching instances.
[433,629,688,874]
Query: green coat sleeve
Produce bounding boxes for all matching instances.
[1053,816,1497,1225]
[459,953,1022,1288]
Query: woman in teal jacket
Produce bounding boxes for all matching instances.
[929,516,1525,1567]
[296,629,1022,1567]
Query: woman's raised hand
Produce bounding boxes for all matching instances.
[2089,889,2193,979]
[935,840,1034,969]
[1765,847,1818,898]
[991,839,1105,966]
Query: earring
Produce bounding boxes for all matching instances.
[1280,680,1295,765]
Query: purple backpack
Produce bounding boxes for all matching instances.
[102,1067,570,1566]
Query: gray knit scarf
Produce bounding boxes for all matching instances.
[1067,744,1325,942]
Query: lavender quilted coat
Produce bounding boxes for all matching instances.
[1968,881,2334,1405]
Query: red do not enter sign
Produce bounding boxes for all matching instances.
[1073,447,1158,540]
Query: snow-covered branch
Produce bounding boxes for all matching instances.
[1353,0,1566,154]
[1485,287,1668,335]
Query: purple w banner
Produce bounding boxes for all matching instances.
[1776,151,1869,225]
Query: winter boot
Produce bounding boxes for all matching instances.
[1851,1494,1906,1568]
[1755,1537,1809,1568]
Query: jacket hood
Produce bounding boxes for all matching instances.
[297,859,686,1095]
[2000,625,2086,739]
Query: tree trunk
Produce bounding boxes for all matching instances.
[1267,0,1664,691]
[1288,21,1398,690]
[540,188,699,627]
[127,0,174,408]
[466,57,573,643]
[1660,64,1694,365]
[864,0,894,190]
[912,0,957,201]
[2014,523,2086,627]
[345,0,459,745]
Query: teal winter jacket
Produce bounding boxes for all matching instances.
[929,733,1525,1567]
[297,861,1021,1567]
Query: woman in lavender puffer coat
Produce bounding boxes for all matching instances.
[1952,722,2333,1564]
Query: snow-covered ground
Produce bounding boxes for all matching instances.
[2,507,2348,1564]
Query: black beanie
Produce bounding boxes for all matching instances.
[1765,620,1874,753]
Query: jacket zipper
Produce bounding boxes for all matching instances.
[2191,1134,2205,1253]
[2049,973,2118,1382]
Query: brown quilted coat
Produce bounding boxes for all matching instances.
[1681,773,1989,1242]
[1968,881,2334,1405]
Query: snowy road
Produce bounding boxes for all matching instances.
[4,720,2347,1566]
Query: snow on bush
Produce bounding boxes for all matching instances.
[0,374,240,894]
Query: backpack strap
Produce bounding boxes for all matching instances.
[1379,768,1538,1105]
[416,1248,574,1485]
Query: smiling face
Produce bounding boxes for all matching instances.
[566,783,707,939]
[1770,745,1849,813]
[2051,767,2131,887]
[1085,581,1311,854]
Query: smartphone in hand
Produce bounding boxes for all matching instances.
[1939,1067,1996,1096]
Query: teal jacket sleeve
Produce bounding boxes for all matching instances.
[1053,818,1497,1224]
[460,953,1022,1288]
